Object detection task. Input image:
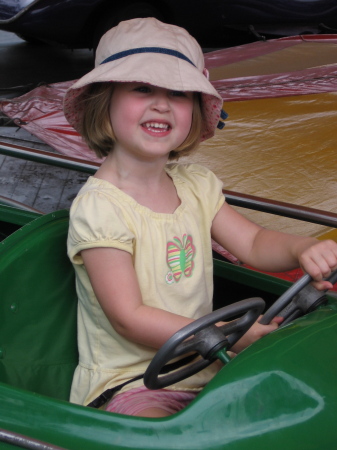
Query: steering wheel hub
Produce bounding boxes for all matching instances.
[144,297,265,390]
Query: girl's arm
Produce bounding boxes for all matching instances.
[211,201,337,352]
[211,202,337,290]
[82,245,280,352]
[82,246,195,349]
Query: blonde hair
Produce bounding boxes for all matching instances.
[79,82,203,159]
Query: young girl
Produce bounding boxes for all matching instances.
[64,18,337,418]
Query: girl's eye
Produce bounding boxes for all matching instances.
[170,90,187,97]
[134,85,151,93]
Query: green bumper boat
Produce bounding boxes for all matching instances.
[1,204,337,449]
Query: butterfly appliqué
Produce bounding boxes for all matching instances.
[166,234,196,284]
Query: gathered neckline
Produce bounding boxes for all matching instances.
[86,165,186,219]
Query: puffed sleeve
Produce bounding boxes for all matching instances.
[189,164,225,217]
[67,189,135,265]
[169,163,225,220]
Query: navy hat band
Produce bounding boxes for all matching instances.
[100,47,196,67]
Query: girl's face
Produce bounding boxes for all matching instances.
[109,82,194,161]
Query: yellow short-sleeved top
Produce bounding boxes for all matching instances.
[67,163,225,406]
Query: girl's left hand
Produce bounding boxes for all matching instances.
[298,239,337,290]
[231,316,283,354]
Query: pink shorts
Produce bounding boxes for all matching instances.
[105,386,198,416]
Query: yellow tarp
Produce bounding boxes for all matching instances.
[182,38,337,238]
[184,91,337,237]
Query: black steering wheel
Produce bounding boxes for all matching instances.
[144,297,265,390]
[260,269,337,326]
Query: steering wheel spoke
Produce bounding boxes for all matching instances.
[260,269,337,325]
[144,298,265,390]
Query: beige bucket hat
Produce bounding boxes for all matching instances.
[63,17,226,141]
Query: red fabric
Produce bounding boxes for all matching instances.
[211,65,337,101]
[204,34,337,68]
[0,81,103,163]
[242,264,337,292]
[212,241,337,291]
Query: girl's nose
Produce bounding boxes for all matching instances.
[151,91,170,112]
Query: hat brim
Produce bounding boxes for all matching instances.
[64,52,223,141]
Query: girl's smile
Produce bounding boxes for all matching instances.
[109,82,194,160]
[141,121,171,136]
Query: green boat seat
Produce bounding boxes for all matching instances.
[0,210,78,401]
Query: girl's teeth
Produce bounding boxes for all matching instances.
[145,122,169,130]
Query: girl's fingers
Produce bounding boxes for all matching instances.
[300,240,337,283]
[271,316,284,325]
[311,280,333,291]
